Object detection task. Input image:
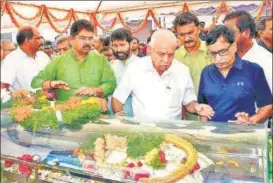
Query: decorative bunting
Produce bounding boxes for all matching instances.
[1,1,271,34]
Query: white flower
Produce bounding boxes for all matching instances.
[1,88,11,104]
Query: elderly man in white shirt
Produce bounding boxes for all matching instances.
[1,25,49,92]
[224,10,272,93]
[111,29,215,120]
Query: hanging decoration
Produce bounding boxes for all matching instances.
[1,1,271,34]
[182,3,190,13]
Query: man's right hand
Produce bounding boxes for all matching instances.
[42,80,70,91]
[50,81,70,90]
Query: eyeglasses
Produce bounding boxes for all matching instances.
[209,44,232,58]
[76,36,93,42]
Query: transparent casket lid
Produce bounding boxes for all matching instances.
[2,117,269,183]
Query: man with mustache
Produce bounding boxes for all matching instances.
[31,19,116,101]
[174,12,212,121]
[112,29,214,120]
[109,28,139,117]
[1,25,49,92]
[198,25,272,124]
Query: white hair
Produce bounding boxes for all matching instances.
[150,29,177,47]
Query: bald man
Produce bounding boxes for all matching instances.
[1,40,16,61]
[1,25,49,91]
[111,29,214,120]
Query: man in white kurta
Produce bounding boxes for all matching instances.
[111,30,214,120]
[1,26,49,92]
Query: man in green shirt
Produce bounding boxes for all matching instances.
[31,19,116,101]
[174,12,211,121]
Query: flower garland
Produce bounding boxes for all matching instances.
[44,6,74,34]
[47,8,72,21]
[8,2,42,21]
[90,12,117,31]
[2,1,271,34]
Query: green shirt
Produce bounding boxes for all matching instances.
[31,50,116,101]
[175,41,211,121]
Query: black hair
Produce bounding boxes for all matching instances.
[173,12,199,30]
[206,25,235,46]
[16,27,34,46]
[100,46,114,53]
[147,36,151,44]
[223,10,256,37]
[132,37,140,43]
[256,16,273,31]
[103,36,110,46]
[70,19,94,37]
[110,28,133,43]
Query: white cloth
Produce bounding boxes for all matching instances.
[111,55,139,85]
[1,48,49,91]
[242,40,272,93]
[113,56,197,120]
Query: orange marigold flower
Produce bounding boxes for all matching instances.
[12,89,29,99]
[14,106,33,122]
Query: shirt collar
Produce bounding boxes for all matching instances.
[178,41,208,57]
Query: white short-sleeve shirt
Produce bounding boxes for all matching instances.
[242,40,272,93]
[113,56,197,120]
[1,48,49,91]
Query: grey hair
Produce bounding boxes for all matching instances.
[150,29,177,47]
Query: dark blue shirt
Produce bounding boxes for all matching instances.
[198,54,272,122]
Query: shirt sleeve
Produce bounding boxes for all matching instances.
[254,66,272,107]
[182,68,197,105]
[99,56,117,97]
[31,58,58,88]
[112,64,134,104]
[197,70,208,104]
[1,55,17,86]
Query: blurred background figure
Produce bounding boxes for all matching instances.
[256,16,272,53]
[1,40,16,61]
[130,37,145,58]
[39,37,45,52]
[103,36,111,47]
[100,46,116,63]
[56,35,70,55]
[43,40,54,58]
[199,21,208,41]
[92,35,104,52]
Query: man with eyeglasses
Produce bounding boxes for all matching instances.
[31,19,116,101]
[173,12,212,121]
[1,26,50,92]
[0,40,16,62]
[198,25,272,124]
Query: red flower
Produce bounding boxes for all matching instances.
[137,161,143,167]
[134,172,150,181]
[18,154,33,162]
[126,163,135,168]
[4,160,14,167]
[124,170,130,179]
[19,164,32,177]
[190,163,200,174]
[158,151,167,163]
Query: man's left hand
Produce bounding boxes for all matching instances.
[195,104,215,120]
[75,87,95,96]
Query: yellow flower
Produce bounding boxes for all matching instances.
[38,95,47,100]
[228,160,240,167]
[42,106,54,111]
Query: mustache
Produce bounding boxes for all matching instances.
[83,44,91,49]
[185,40,193,44]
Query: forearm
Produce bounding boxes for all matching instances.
[111,97,124,114]
[250,105,272,124]
[185,101,198,114]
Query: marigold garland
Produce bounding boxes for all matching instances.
[9,2,42,21]
[2,1,271,34]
